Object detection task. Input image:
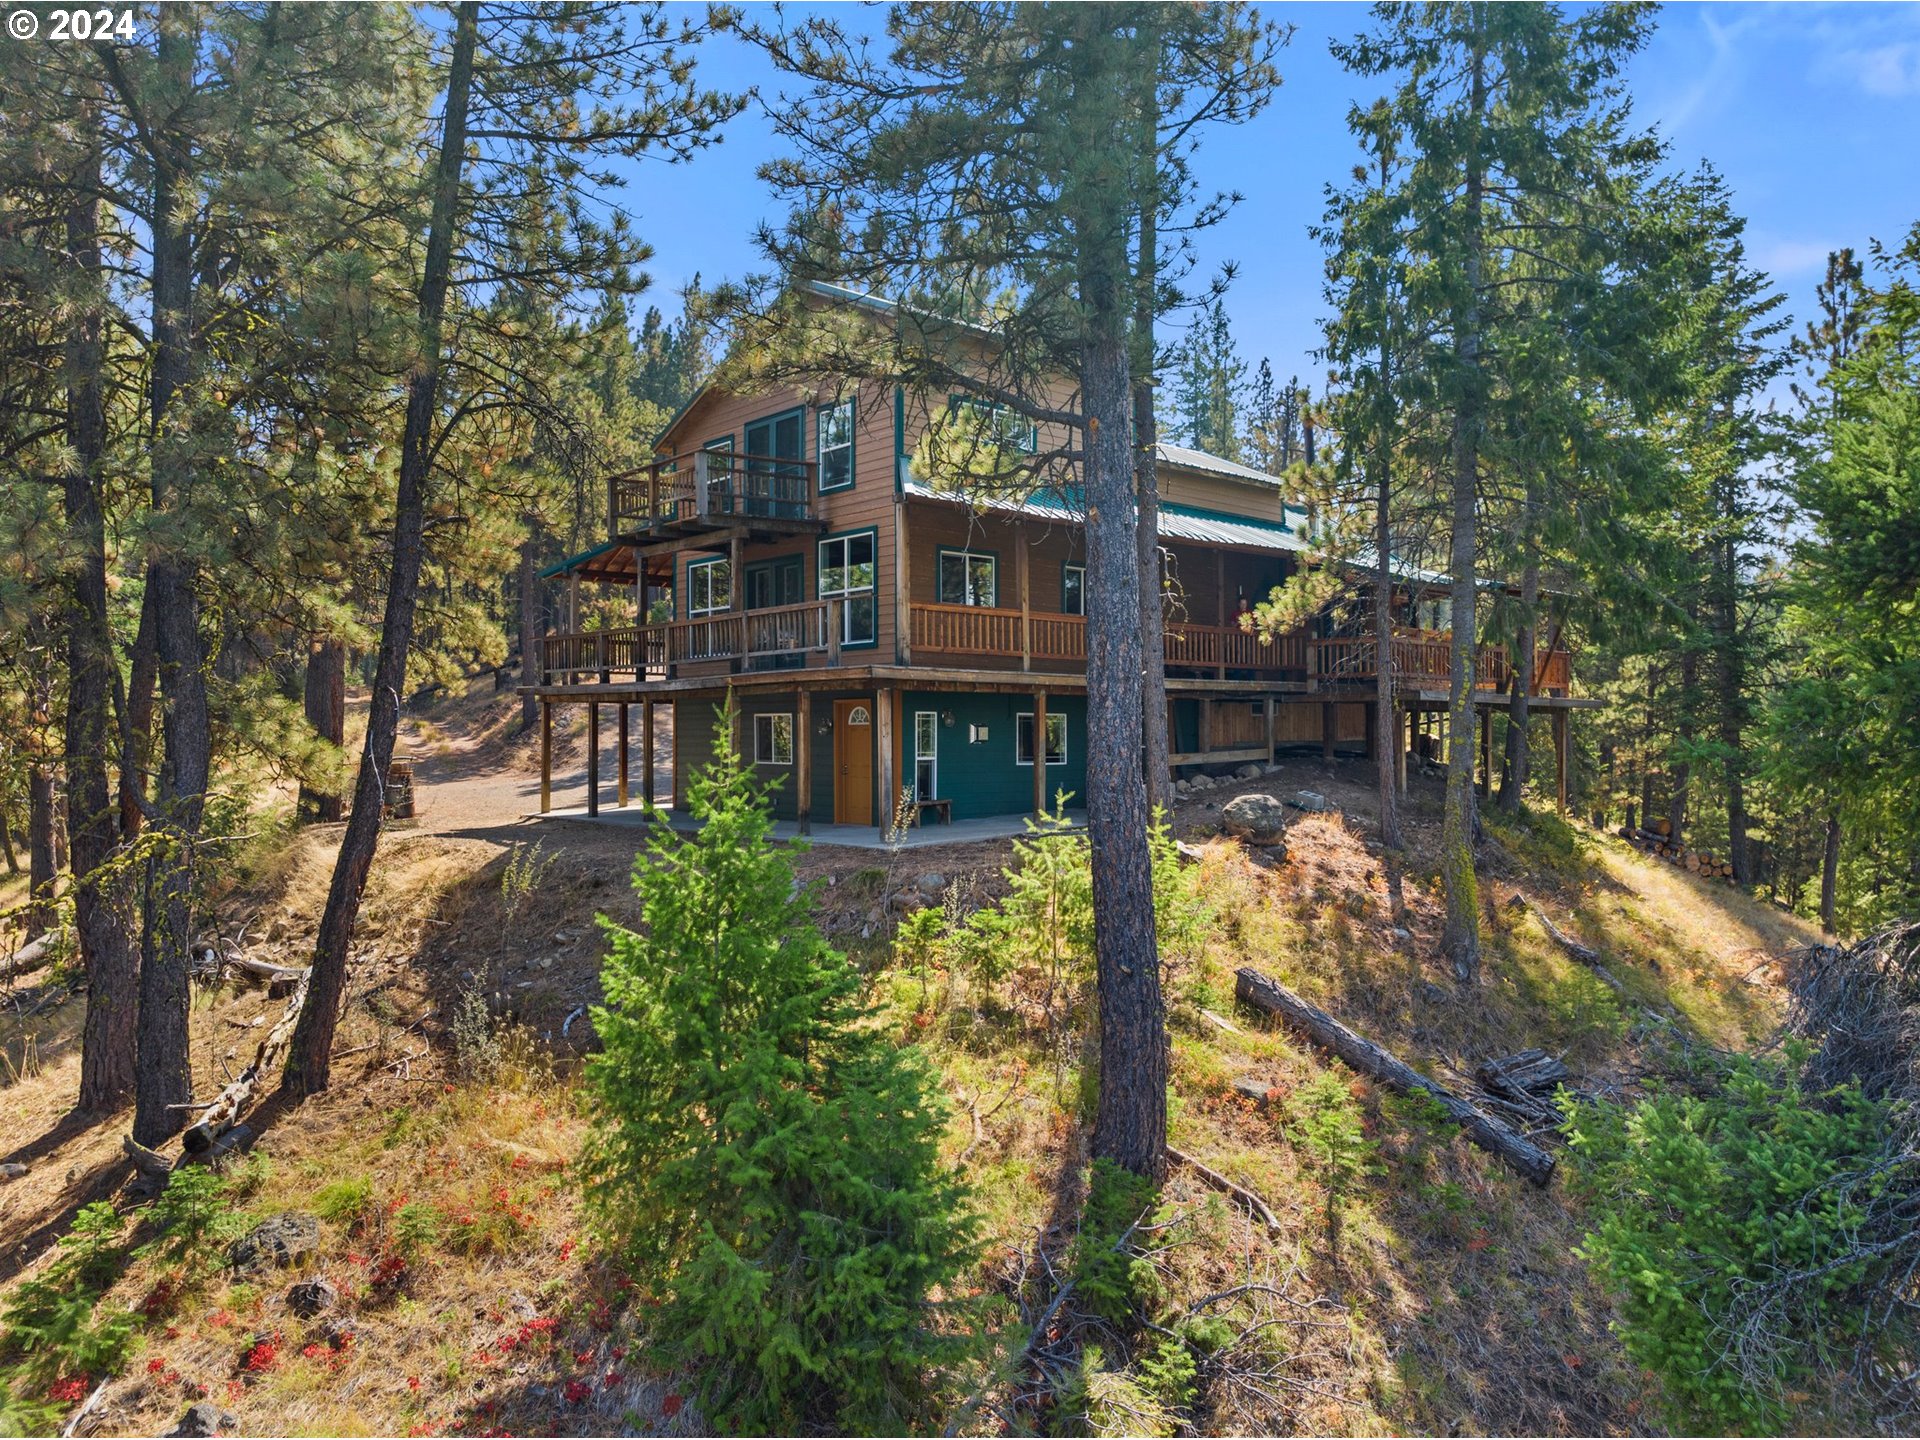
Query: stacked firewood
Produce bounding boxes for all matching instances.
[1618,818,1737,880]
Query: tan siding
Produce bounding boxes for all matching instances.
[1159,467,1290,524]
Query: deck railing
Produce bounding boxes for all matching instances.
[541,601,839,682]
[608,450,818,533]
[907,604,1306,674]
[1309,630,1573,693]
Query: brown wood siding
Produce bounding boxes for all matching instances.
[1272,700,1369,744]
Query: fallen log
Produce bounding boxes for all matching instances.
[1234,968,1556,1186]
[1522,901,1624,992]
[1476,1048,1569,1099]
[182,967,310,1154]
[1,933,53,983]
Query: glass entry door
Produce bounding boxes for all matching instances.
[743,410,807,518]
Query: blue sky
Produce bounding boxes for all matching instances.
[622,2,1920,387]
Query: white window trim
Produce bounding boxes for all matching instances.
[817,397,855,491]
[1063,564,1086,615]
[753,712,794,766]
[1015,711,1068,767]
[937,549,998,608]
[914,711,938,800]
[817,533,878,646]
[687,556,731,618]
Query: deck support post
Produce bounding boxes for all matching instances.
[796,689,812,835]
[1396,703,1409,792]
[1197,697,1213,760]
[1018,534,1031,672]
[875,685,896,837]
[1214,551,1227,678]
[1263,693,1276,766]
[540,700,552,813]
[1033,689,1048,817]
[895,502,912,664]
[617,702,629,807]
[1553,708,1569,815]
[1321,701,1337,762]
[586,701,600,817]
[642,697,655,810]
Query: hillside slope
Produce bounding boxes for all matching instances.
[0,686,1820,1437]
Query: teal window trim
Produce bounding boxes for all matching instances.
[1015,711,1068,767]
[685,554,731,618]
[816,525,880,651]
[744,404,807,457]
[752,712,795,767]
[816,396,856,492]
[934,546,1001,607]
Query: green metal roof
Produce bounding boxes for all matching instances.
[538,539,620,581]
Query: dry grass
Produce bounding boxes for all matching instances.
[0,728,1829,1438]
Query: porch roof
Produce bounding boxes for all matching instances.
[901,479,1312,555]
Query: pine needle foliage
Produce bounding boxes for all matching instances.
[582,716,976,1433]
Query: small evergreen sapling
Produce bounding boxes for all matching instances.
[582,722,975,1432]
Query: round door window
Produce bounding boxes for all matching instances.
[847,705,871,726]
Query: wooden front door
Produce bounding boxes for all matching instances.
[833,699,874,826]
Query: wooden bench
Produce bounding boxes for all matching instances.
[915,798,953,826]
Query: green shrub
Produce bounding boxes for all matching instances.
[0,1203,137,1388]
[140,1165,253,1272]
[583,716,976,1433]
[1566,1055,1891,1431]
[1071,1160,1162,1324]
[313,1176,375,1227]
[1290,1072,1378,1212]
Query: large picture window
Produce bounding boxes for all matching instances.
[753,713,794,766]
[687,557,731,617]
[914,711,938,802]
[956,398,1039,454]
[1016,712,1067,767]
[818,532,877,646]
[817,398,854,491]
[937,550,997,607]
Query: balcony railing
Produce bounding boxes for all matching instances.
[540,601,841,682]
[908,603,1307,674]
[608,450,818,534]
[1309,629,1573,694]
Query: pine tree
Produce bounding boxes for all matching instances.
[583,714,974,1432]
[1168,294,1246,458]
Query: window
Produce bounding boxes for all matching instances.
[753,713,794,766]
[817,398,854,491]
[956,398,1039,454]
[1062,565,1085,616]
[914,711,938,802]
[818,532,877,646]
[937,550,997,607]
[1016,711,1067,767]
[687,557,731,617]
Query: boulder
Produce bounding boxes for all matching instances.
[1288,790,1329,813]
[1221,793,1288,845]
[914,872,947,898]
[1235,763,1263,781]
[286,1279,337,1319]
[0,1162,26,1181]
[170,1403,240,1438]
[228,1214,319,1275]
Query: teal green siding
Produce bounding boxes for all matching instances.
[903,691,1085,821]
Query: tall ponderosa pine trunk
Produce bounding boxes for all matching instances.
[119,594,156,839]
[1370,164,1401,851]
[1498,531,1538,813]
[1439,20,1487,984]
[1131,50,1171,819]
[26,750,56,938]
[285,2,480,1099]
[299,638,347,823]
[1713,509,1749,881]
[64,105,139,1110]
[132,12,211,1144]
[1669,608,1696,847]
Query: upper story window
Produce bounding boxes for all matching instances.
[687,557,731,617]
[1062,565,1085,616]
[818,398,854,491]
[956,398,1038,454]
[937,550,997,608]
[818,532,877,646]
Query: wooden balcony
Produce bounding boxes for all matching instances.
[541,601,842,683]
[908,603,1308,676]
[1309,628,1573,695]
[608,450,820,538]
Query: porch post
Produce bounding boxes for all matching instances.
[1553,708,1569,815]
[1214,551,1227,678]
[617,702,629,807]
[1263,693,1276,765]
[1321,700,1336,762]
[1033,689,1048,817]
[1396,704,1410,792]
[1018,533,1031,672]
[895,501,912,665]
[796,689,813,835]
[1198,697,1213,759]
[586,701,600,817]
[540,700,552,813]
[642,697,655,810]
[875,684,896,836]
